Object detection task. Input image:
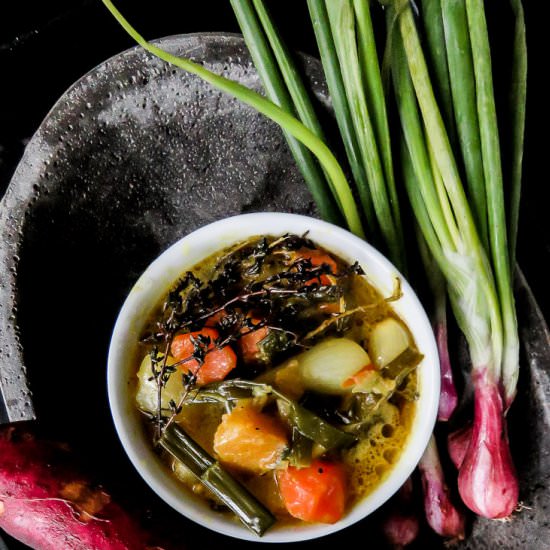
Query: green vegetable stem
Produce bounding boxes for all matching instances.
[101,0,365,239]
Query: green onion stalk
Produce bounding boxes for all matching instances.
[101,0,365,240]
[416,229,458,422]
[307,0,377,236]
[229,0,341,225]
[408,0,461,423]
[465,0,519,411]
[390,0,519,518]
[440,0,488,249]
[325,0,406,271]
[404,157,465,539]
[508,0,527,273]
[420,0,457,144]
[389,2,461,452]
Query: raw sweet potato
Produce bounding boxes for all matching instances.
[0,427,165,550]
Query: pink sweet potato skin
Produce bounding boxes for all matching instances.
[0,427,161,550]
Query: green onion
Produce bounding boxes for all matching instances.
[390,0,518,519]
[394,2,503,370]
[307,0,376,235]
[416,228,458,422]
[326,0,405,270]
[392,29,493,366]
[230,0,340,224]
[353,0,404,265]
[101,0,365,238]
[250,0,325,140]
[417,435,465,537]
[421,0,456,142]
[465,0,519,407]
[160,424,275,536]
[508,0,527,272]
[440,0,488,247]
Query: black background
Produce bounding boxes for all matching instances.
[0,1,547,548]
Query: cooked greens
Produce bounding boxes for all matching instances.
[134,235,419,532]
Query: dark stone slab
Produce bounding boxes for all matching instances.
[0,34,548,549]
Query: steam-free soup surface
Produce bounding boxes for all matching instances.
[135,234,421,525]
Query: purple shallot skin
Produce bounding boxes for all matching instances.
[457,369,519,518]
[418,435,465,539]
[448,424,472,470]
[435,319,458,422]
[381,478,419,548]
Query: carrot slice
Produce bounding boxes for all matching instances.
[341,363,376,388]
[238,317,269,363]
[170,328,237,386]
[297,248,338,287]
[278,460,347,523]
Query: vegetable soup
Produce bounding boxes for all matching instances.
[134,234,421,528]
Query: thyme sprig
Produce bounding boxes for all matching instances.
[144,235,363,436]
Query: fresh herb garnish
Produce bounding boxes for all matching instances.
[144,235,360,439]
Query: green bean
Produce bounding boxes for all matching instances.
[160,424,275,536]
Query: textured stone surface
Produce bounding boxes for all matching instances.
[0,34,548,549]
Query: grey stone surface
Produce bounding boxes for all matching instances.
[0,34,548,549]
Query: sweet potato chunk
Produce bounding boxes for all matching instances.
[213,405,288,474]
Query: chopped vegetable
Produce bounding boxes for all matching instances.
[278,460,346,523]
[171,328,237,386]
[350,367,396,396]
[237,317,270,364]
[160,423,275,536]
[136,353,181,414]
[194,379,356,453]
[257,359,305,400]
[368,318,410,368]
[297,337,372,395]
[341,363,375,389]
[296,248,338,286]
[213,404,288,474]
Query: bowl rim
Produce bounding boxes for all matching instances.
[107,212,440,543]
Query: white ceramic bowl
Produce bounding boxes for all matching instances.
[108,212,440,542]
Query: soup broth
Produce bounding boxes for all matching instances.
[135,234,421,526]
